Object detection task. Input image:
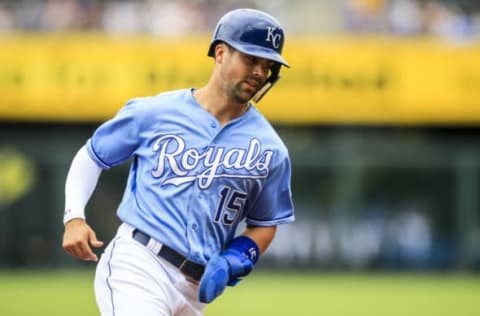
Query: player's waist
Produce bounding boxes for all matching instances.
[119,223,205,282]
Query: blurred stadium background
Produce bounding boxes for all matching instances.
[1,0,480,315]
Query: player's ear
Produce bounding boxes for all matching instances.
[214,43,227,64]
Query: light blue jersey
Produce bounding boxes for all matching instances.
[86,89,294,265]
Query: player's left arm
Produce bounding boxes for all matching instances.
[242,225,276,254]
[199,152,294,303]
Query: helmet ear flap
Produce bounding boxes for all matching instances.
[268,63,281,86]
[252,63,281,103]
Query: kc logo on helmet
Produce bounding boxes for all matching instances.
[265,26,282,49]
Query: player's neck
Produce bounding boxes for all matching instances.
[193,86,249,126]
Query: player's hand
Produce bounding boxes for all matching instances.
[198,248,253,303]
[198,254,229,303]
[62,218,104,262]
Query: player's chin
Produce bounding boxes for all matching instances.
[232,89,254,103]
[231,83,257,103]
[241,84,259,99]
[238,91,256,104]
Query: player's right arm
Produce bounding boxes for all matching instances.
[62,145,104,261]
[62,99,144,261]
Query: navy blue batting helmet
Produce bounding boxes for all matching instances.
[208,8,289,102]
[208,8,289,67]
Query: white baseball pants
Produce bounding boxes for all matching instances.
[94,223,206,316]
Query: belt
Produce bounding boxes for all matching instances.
[132,229,205,282]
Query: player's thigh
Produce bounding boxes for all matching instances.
[95,236,173,316]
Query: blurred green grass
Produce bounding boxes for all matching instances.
[0,270,479,316]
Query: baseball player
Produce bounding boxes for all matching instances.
[62,8,294,316]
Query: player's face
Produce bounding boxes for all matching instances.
[219,45,274,104]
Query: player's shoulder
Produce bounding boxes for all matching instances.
[125,88,189,108]
[249,107,289,155]
[118,89,190,120]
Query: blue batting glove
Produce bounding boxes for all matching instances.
[198,248,253,303]
[199,236,259,303]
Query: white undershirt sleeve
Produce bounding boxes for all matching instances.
[63,145,103,225]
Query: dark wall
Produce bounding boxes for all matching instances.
[0,123,479,270]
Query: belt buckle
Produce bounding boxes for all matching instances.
[178,258,188,271]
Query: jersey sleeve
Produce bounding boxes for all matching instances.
[86,100,141,169]
[246,155,295,226]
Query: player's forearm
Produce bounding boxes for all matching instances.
[64,145,102,224]
[242,225,276,254]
